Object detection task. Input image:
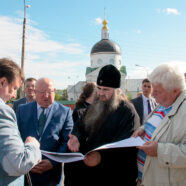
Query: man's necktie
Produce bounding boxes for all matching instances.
[147,99,151,114]
[38,108,46,136]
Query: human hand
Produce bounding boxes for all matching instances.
[84,151,101,167]
[137,141,158,157]
[67,134,80,152]
[132,128,145,139]
[30,159,53,174]
[25,136,40,148]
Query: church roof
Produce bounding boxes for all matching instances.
[91,39,121,54]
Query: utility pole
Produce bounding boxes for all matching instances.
[21,1,26,75]
[20,0,30,98]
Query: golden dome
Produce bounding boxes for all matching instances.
[102,19,108,30]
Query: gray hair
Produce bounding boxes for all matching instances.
[148,63,185,91]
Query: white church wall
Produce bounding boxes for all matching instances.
[91,53,122,69]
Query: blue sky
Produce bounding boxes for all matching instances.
[0,0,186,89]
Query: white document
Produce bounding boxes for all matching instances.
[41,136,145,163]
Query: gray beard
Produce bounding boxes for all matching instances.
[84,92,121,135]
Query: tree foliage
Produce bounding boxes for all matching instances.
[55,89,68,101]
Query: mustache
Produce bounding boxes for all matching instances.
[97,95,106,99]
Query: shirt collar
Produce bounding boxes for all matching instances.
[142,94,149,101]
[36,102,52,110]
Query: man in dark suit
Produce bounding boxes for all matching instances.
[17,77,74,186]
[13,77,37,113]
[131,78,157,125]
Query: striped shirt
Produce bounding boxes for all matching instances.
[137,105,172,182]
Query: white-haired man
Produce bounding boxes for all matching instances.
[133,63,186,186]
[66,64,140,186]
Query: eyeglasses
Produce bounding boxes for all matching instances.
[36,90,55,95]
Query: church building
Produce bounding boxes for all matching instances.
[68,17,127,101]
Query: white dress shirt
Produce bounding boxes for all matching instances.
[36,103,52,120]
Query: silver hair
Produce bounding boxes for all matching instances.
[148,63,185,91]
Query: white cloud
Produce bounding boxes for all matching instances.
[165,8,181,15]
[127,61,186,80]
[94,17,102,25]
[25,24,85,54]
[0,15,86,55]
[0,16,88,89]
[24,59,88,89]
[128,67,151,79]
[157,8,181,15]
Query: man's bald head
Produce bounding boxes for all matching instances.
[35,78,56,108]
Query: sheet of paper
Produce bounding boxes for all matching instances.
[41,136,145,163]
[92,136,145,152]
[41,151,85,163]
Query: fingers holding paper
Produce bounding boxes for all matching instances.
[132,128,145,139]
[137,141,158,157]
[31,159,53,174]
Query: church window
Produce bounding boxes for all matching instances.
[97,59,103,65]
[109,58,115,65]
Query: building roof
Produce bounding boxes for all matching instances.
[91,39,121,54]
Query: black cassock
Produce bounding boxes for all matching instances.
[64,100,139,186]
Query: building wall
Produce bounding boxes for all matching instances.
[90,53,122,69]
[124,79,143,99]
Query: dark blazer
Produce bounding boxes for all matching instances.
[131,95,157,125]
[16,101,74,185]
[12,97,26,113]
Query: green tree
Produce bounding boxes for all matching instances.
[127,91,133,100]
[120,66,127,76]
[61,89,68,100]
[55,93,61,101]
[55,89,68,101]
[16,88,21,99]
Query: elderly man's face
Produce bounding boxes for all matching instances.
[152,83,178,107]
[35,80,56,108]
[97,85,115,101]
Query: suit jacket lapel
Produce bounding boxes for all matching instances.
[139,96,144,122]
[32,102,40,137]
[21,97,27,104]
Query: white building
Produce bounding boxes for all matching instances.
[125,78,143,98]
[68,18,141,101]
[86,18,126,91]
